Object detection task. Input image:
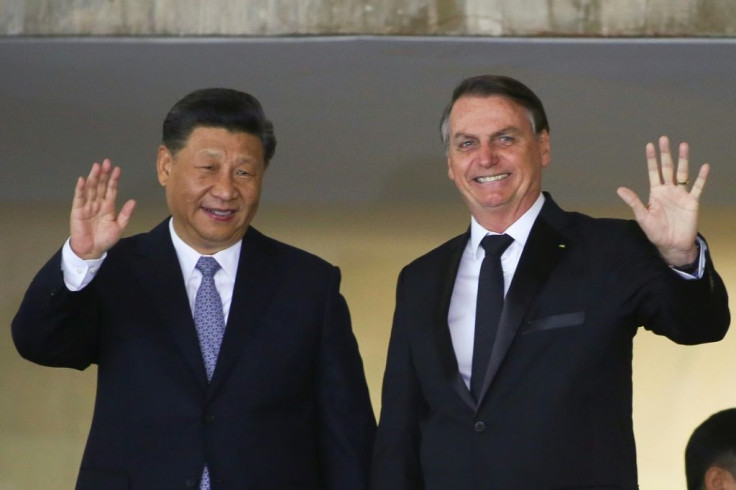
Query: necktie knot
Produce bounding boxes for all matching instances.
[481,234,514,258]
[196,256,221,278]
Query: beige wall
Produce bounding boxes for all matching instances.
[2,200,735,488]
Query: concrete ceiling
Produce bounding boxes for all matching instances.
[2,36,735,208]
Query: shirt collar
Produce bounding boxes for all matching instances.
[469,193,545,259]
[168,218,242,281]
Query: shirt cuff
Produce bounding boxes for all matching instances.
[61,238,106,291]
[670,236,707,280]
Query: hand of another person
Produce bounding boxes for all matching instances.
[616,136,708,267]
[69,159,136,259]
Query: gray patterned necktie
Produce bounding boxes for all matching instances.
[193,257,225,490]
[194,256,225,382]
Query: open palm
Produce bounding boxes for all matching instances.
[616,136,708,267]
[69,159,136,259]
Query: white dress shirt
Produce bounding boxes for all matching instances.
[61,218,241,322]
[448,194,545,389]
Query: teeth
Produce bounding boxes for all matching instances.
[476,173,509,183]
[207,209,233,216]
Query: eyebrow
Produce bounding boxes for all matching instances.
[198,149,257,165]
[199,149,224,158]
[452,126,520,141]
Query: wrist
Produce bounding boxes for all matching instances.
[668,242,700,272]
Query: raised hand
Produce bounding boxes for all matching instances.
[616,136,708,267]
[69,159,136,259]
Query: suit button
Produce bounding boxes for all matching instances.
[474,421,486,432]
[205,414,216,424]
[184,478,197,487]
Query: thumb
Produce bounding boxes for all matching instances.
[117,199,136,230]
[616,187,647,221]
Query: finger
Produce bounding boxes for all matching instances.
[645,142,661,187]
[96,158,113,201]
[84,162,102,204]
[690,163,710,201]
[675,141,689,188]
[658,135,674,184]
[117,199,137,230]
[617,187,648,221]
[72,176,86,209]
[104,165,122,205]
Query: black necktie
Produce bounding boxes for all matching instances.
[471,234,514,402]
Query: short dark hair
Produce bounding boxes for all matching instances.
[685,408,736,490]
[439,75,549,151]
[162,88,276,165]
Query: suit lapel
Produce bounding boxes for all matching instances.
[207,227,283,398]
[133,220,209,387]
[433,232,478,410]
[476,197,569,408]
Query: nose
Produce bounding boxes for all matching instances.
[478,142,496,167]
[210,171,237,200]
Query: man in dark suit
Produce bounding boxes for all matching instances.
[370,75,730,489]
[13,88,375,489]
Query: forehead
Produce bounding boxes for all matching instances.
[449,95,532,133]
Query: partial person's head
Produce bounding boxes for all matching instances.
[157,88,276,255]
[686,408,736,490]
[440,75,551,232]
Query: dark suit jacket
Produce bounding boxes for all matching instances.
[13,220,376,490]
[370,194,730,490]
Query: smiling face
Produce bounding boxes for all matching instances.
[447,95,550,232]
[157,126,265,255]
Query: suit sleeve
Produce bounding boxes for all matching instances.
[317,266,376,490]
[370,268,425,490]
[12,249,101,370]
[620,225,730,344]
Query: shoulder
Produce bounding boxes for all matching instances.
[245,226,338,274]
[104,218,171,258]
[564,211,636,237]
[543,203,654,262]
[541,195,644,244]
[401,231,468,276]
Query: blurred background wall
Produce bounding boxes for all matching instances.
[1,1,735,488]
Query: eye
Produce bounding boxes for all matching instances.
[496,135,515,146]
[234,168,251,177]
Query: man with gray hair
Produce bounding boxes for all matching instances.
[371,74,730,489]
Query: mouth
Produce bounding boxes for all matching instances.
[202,207,236,218]
[474,173,510,183]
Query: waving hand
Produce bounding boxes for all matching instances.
[69,159,136,259]
[616,136,708,267]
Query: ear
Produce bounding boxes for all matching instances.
[156,145,173,186]
[447,154,456,182]
[704,465,734,490]
[539,130,551,168]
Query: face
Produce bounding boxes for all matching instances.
[446,95,550,231]
[157,126,265,255]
